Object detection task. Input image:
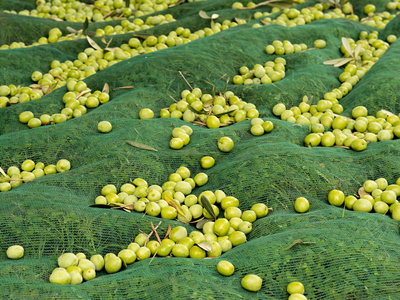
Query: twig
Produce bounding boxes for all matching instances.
[167,93,178,103]
[283,239,315,251]
[148,248,159,265]
[136,225,148,236]
[151,221,162,245]
[145,221,162,246]
[179,71,193,90]
[164,225,172,239]
[114,86,134,90]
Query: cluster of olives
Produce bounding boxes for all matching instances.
[0,159,71,192]
[232,57,286,85]
[0,84,47,107]
[272,30,399,151]
[52,190,272,285]
[361,4,400,29]
[3,0,192,22]
[302,105,400,151]
[260,4,348,27]
[3,19,249,108]
[94,165,272,234]
[169,125,193,150]
[327,177,400,221]
[386,1,400,11]
[264,39,325,56]
[287,281,307,300]
[95,166,207,207]
[19,80,110,128]
[161,88,260,129]
[0,14,176,50]
[249,118,274,136]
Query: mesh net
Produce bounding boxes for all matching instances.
[1,0,400,299]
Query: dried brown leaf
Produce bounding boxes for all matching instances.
[358,187,369,197]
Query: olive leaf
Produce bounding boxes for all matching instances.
[126,141,158,152]
[86,35,102,50]
[201,195,216,221]
[196,218,213,230]
[324,37,362,67]
[197,242,212,252]
[214,108,237,117]
[124,0,130,7]
[237,0,297,10]
[0,167,7,177]
[102,83,110,94]
[66,26,78,34]
[164,194,190,221]
[198,10,219,27]
[358,187,369,197]
[283,239,315,251]
[82,17,89,36]
[188,105,204,115]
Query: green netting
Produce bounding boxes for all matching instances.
[1,0,400,299]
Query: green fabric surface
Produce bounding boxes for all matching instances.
[1,0,400,299]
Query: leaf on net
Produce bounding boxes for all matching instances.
[49,17,63,21]
[164,194,189,221]
[201,195,216,220]
[66,26,78,34]
[82,17,89,35]
[197,242,212,252]
[199,10,211,19]
[102,83,110,94]
[333,58,354,67]
[323,58,353,67]
[86,35,102,50]
[126,141,158,152]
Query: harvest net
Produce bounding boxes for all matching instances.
[1,0,400,299]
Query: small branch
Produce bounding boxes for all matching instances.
[283,239,315,251]
[179,71,193,90]
[167,93,178,103]
[136,225,149,236]
[151,221,162,245]
[164,225,172,239]
[114,86,134,90]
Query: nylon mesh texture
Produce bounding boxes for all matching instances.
[1,0,400,299]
